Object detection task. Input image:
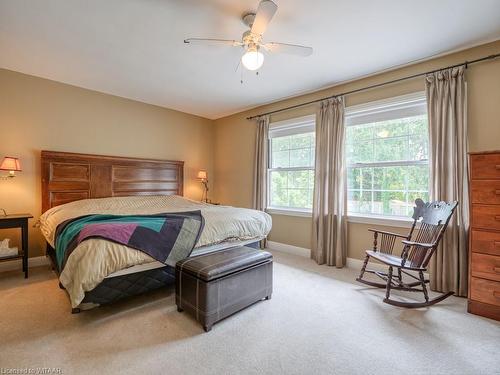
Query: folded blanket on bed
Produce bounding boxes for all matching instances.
[54,211,204,271]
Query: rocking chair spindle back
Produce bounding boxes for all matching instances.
[356,199,458,308]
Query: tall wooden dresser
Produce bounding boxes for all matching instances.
[468,151,500,321]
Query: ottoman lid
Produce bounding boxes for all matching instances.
[176,246,272,282]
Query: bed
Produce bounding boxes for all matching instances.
[40,151,271,312]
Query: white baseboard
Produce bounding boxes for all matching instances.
[266,241,311,258]
[266,241,400,273]
[0,256,49,273]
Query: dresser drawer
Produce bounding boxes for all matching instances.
[471,253,500,282]
[471,205,500,231]
[471,230,500,256]
[470,277,500,306]
[470,153,500,179]
[471,180,500,205]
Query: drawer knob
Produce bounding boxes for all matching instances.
[495,241,500,249]
[496,165,500,170]
[494,291,500,299]
[495,267,500,274]
[496,216,500,221]
[496,190,500,195]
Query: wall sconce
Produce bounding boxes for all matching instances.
[197,170,209,203]
[0,157,22,179]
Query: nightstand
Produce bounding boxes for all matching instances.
[0,214,33,278]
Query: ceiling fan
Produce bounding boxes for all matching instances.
[184,0,313,71]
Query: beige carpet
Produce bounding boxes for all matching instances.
[0,251,498,375]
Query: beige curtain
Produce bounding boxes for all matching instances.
[426,66,469,297]
[312,97,347,266]
[253,115,270,212]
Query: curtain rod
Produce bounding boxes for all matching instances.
[246,53,500,121]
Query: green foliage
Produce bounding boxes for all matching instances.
[271,132,314,168]
[269,114,429,215]
[270,132,315,209]
[270,170,314,209]
[346,114,429,217]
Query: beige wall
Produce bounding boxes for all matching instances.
[0,69,214,257]
[1,41,499,261]
[213,40,500,260]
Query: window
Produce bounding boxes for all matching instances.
[268,115,315,213]
[345,93,429,218]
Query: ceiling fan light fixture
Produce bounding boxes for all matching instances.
[241,47,264,71]
[184,1,312,75]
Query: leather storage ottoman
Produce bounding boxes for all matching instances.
[175,246,273,332]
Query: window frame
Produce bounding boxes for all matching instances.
[266,114,316,216]
[344,92,429,222]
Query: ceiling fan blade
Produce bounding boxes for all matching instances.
[262,42,313,57]
[251,0,278,36]
[184,38,243,47]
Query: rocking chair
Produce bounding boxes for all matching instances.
[356,199,458,308]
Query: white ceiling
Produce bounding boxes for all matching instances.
[1,0,499,119]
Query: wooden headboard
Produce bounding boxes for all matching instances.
[41,150,184,213]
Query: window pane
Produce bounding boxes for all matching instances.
[288,170,310,189]
[346,124,373,142]
[346,105,429,218]
[272,136,290,151]
[269,170,314,210]
[268,122,315,211]
[381,166,406,190]
[309,171,315,189]
[290,148,312,167]
[271,133,314,169]
[361,168,372,190]
[409,135,428,160]
[347,191,371,214]
[289,189,312,209]
[272,150,289,168]
[290,132,313,149]
[407,165,429,191]
[382,191,407,216]
[373,121,408,138]
[270,171,288,207]
[374,137,408,162]
[346,140,373,163]
[408,115,428,135]
[372,191,384,215]
[373,167,383,190]
[348,168,360,189]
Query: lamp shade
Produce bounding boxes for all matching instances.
[197,170,208,181]
[0,157,21,172]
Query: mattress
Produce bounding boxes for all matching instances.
[38,195,272,307]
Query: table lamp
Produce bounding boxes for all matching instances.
[197,170,209,203]
[0,157,21,178]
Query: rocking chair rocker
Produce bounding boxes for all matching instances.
[356,199,458,308]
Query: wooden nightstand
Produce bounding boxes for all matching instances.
[0,214,33,278]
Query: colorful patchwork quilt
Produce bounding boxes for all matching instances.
[54,211,204,271]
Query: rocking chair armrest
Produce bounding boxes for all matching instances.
[401,240,434,248]
[368,229,408,239]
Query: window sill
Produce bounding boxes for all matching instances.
[264,209,414,227]
[266,208,312,218]
[347,214,413,228]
